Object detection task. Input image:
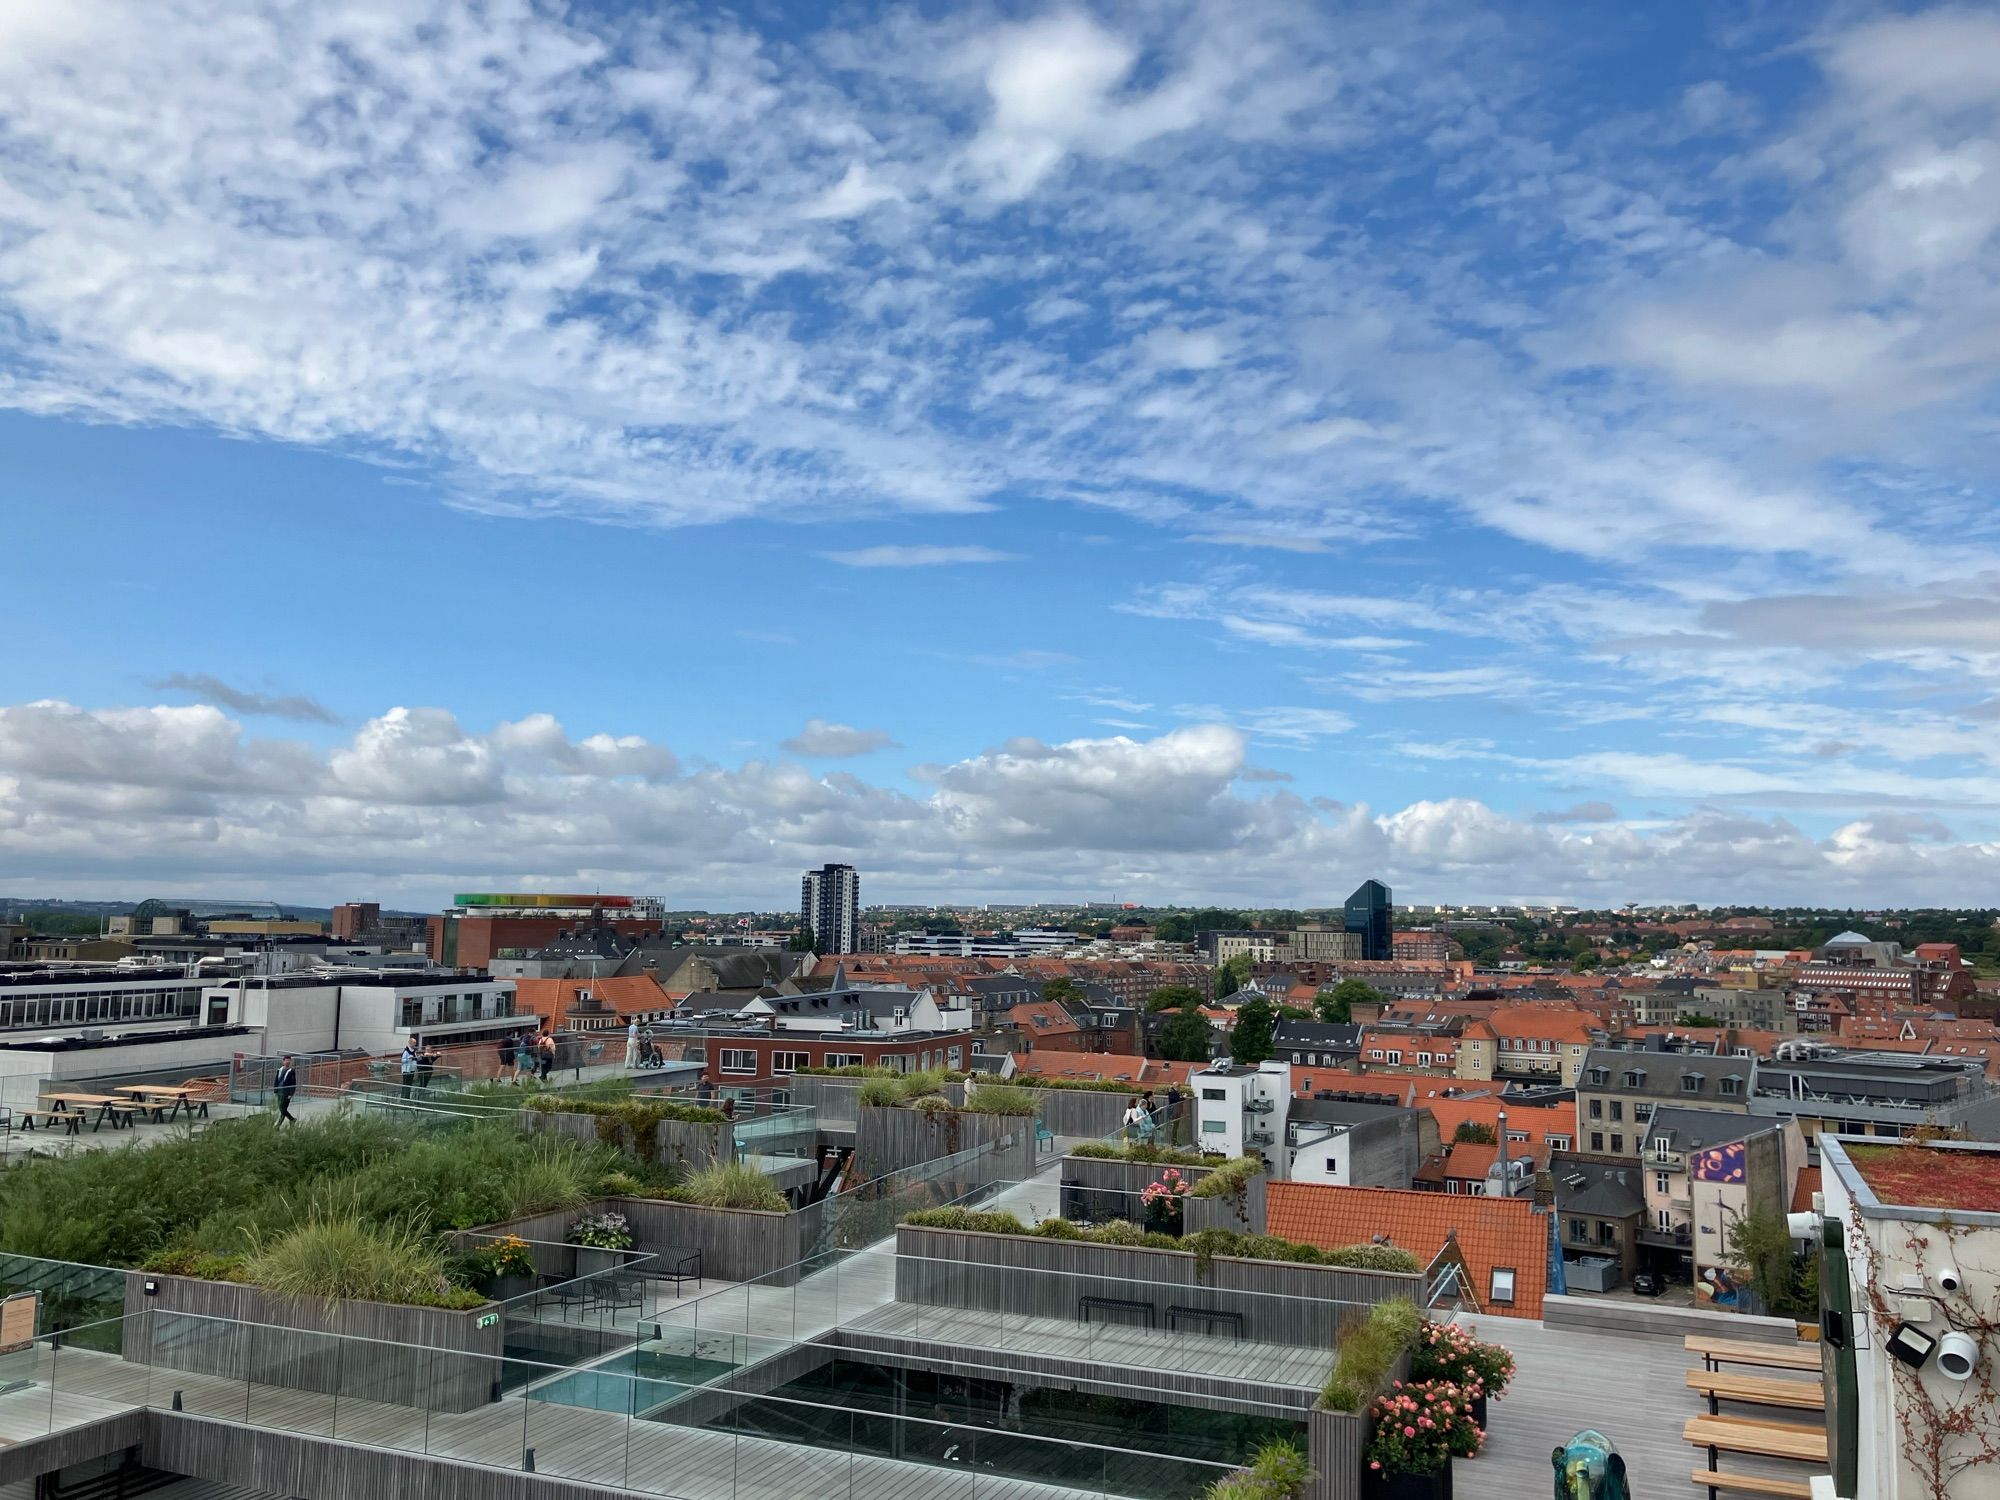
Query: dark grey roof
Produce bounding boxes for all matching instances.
[643,946,808,991]
[1554,1160,1645,1219]
[1641,1106,1766,1153]
[1273,1020,1363,1049]
[1581,1046,1753,1100]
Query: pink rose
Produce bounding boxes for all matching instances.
[1370,1461,1381,1470]
[1403,1426,1416,1438]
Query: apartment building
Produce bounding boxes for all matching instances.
[1747,1046,2000,1150]
[1635,1109,1803,1289]
[1573,1046,1755,1160]
[1455,1005,1600,1085]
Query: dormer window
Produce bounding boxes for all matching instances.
[1681,1073,1703,1093]
[1719,1077,1741,1096]
[1623,1070,1643,1088]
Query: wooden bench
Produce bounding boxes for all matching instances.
[1167,1305,1244,1338]
[1078,1295,1155,1328]
[1690,1470,1812,1499]
[1684,1413,1827,1500]
[1687,1370,1825,1416]
[1686,1335,1821,1373]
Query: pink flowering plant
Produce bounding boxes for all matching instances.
[1407,1320,1515,1400]
[1139,1168,1188,1236]
[1363,1380,1483,1476]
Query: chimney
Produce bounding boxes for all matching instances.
[1494,1109,1510,1196]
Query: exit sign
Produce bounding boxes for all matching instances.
[477,1313,499,1329]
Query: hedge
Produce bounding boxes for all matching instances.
[1320,1298,1424,1411]
[900,1209,1419,1273]
[1186,1155,1264,1199]
[1069,1142,1222,1166]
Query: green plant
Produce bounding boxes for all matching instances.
[1451,1120,1496,1145]
[1069,1142,1220,1167]
[911,1094,956,1114]
[138,1247,250,1282]
[1205,1439,1313,1499]
[857,1078,906,1108]
[1010,1075,1150,1095]
[963,1084,1035,1117]
[565,1210,634,1250]
[1187,1155,1264,1199]
[900,1207,1029,1235]
[669,1161,787,1213]
[596,1170,646,1197]
[1092,1219,1145,1246]
[470,1234,536,1280]
[1320,1299,1424,1412]
[1035,1217,1085,1239]
[246,1214,472,1308]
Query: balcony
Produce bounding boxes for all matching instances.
[1636,1223,1692,1249]
[1244,1097,1275,1115]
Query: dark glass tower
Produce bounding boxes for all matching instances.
[1343,878,1392,961]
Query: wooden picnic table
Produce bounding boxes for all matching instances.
[113,1083,210,1122]
[31,1092,143,1134]
[1686,1369,1825,1416]
[1685,1334,1823,1373]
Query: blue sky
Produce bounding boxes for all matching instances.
[2,0,1999,910]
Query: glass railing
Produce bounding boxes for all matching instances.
[18,1307,1248,1500]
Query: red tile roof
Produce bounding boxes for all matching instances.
[511,975,670,1024]
[1267,1182,1549,1318]
[1010,1051,1151,1084]
[1790,1167,1821,1216]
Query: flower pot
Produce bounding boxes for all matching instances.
[1469,1395,1488,1431]
[1365,1461,1452,1500]
[488,1272,534,1303]
[575,1247,623,1278]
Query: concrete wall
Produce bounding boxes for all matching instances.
[120,1273,505,1414]
[894,1224,1417,1348]
[519,1106,736,1172]
[1539,1293,1800,1343]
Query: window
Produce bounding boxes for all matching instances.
[1490,1267,1516,1305]
[1417,1052,1432,1066]
[1201,1088,1226,1102]
[1446,1179,1460,1194]
[1719,1077,1741,1097]
[1635,1103,1654,1121]
[1507,1130,1528,1144]
[1653,1139,1672,1163]
[1547,1134,1570,1151]
[1369,1049,1384,1060]
[1568,1217,1588,1241]
[1588,1099,1603,1120]
[1202,1119,1226,1134]
[1611,1135,1624,1154]
[824,1053,862,1069]
[947,1046,963,1068]
[1324,1156,1340,1175]
[1590,1131,1604,1152]
[1386,1051,1403,1065]
[1596,1222,1616,1247]
[1610,1102,1624,1122]
[1655,1172,1670,1194]
[1622,1070,1643,1088]
[719,1049,757,1075]
[1656,1209,1673,1231]
[772,1051,809,1075]
[1681,1074,1703,1093]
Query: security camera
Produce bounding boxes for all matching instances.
[1936,1330,1979,1382]
[1936,1261,1963,1296]
[1785,1211,1819,1240]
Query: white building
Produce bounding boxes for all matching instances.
[210,969,519,1057]
[1813,1135,2000,1500]
[1192,1059,1293,1176]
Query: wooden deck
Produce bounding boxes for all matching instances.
[1454,1313,1828,1498]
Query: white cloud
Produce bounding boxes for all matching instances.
[799,161,904,220]
[781,719,899,758]
[821,545,1021,568]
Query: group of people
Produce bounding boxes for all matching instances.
[1120,1085,1184,1142]
[623,1018,666,1070]
[497,1029,557,1083]
[398,1039,444,1095]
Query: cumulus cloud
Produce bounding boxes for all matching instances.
[8,697,2000,907]
[151,673,338,724]
[781,719,899,758]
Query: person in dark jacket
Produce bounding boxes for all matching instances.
[273,1055,299,1124]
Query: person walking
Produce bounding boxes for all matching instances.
[498,1032,516,1078]
[399,1041,418,1099]
[696,1077,715,1107]
[273,1054,298,1124]
[625,1017,641,1070]
[537,1031,556,1082]
[514,1031,535,1083]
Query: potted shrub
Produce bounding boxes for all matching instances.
[1408,1321,1514,1431]
[1363,1380,1481,1499]
[471,1233,536,1301]
[1140,1167,1189,1237]
[567,1210,634,1277]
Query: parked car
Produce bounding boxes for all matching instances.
[1631,1271,1665,1296]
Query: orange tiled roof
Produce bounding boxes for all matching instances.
[1423,1097,1575,1150]
[1466,1004,1601,1044]
[1791,1167,1821,1216]
[510,975,671,1024]
[1010,1051,1151,1083]
[1267,1182,1548,1318]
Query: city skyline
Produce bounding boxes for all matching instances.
[4,2,2000,907]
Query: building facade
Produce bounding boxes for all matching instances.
[1573,1046,1756,1160]
[1343,879,1393,962]
[801,863,860,955]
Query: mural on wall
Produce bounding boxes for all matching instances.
[1691,1140,1746,1183]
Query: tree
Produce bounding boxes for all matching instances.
[1229,996,1277,1065]
[1453,1120,1497,1145]
[1316,977,1384,1024]
[1676,1011,1721,1028]
[1215,952,1252,999]
[1728,1209,1818,1319]
[1574,950,1602,972]
[1040,976,1085,1008]
[1158,1008,1214,1062]
[787,924,816,952]
[1146,984,1204,1012]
